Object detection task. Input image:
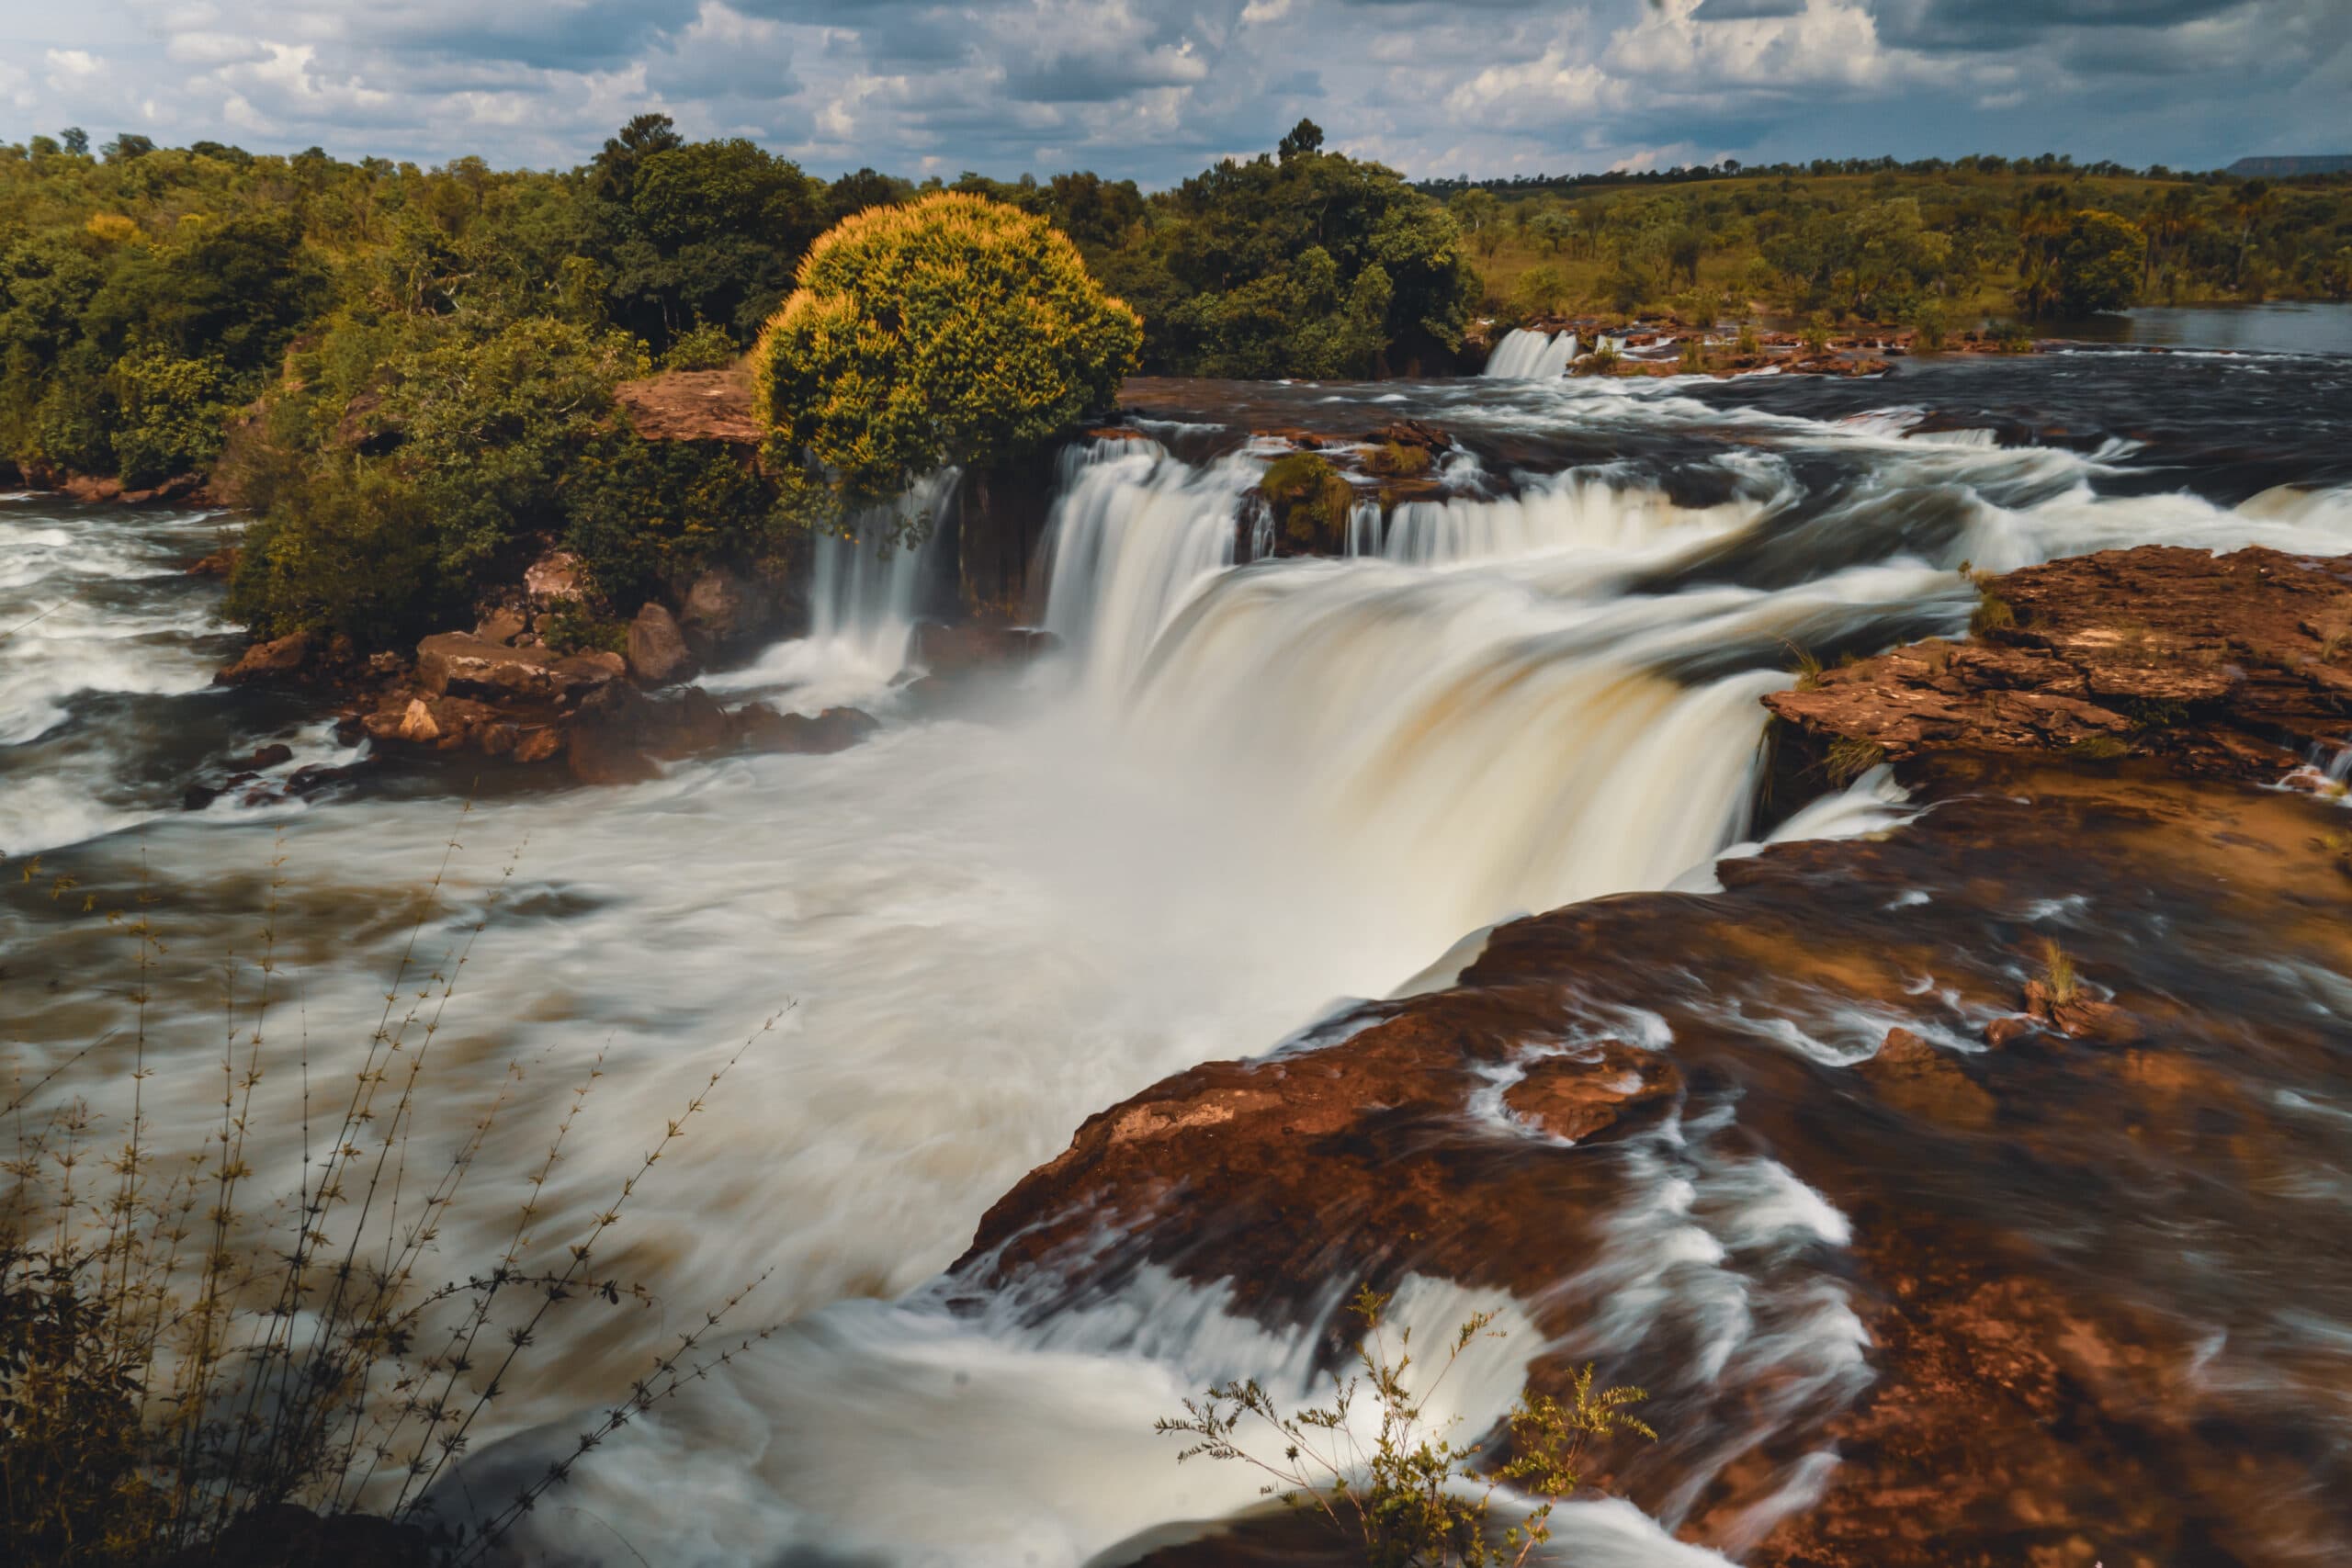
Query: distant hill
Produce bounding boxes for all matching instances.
[2226,155,2352,176]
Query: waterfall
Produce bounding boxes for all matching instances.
[1034,440,1815,931]
[1485,328,1577,378]
[1038,440,1252,703]
[806,469,961,671]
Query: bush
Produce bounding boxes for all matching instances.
[1159,1286,1653,1568]
[562,434,786,607]
[752,191,1142,510]
[1259,451,1357,549]
[659,321,740,371]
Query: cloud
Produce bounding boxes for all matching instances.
[0,0,2342,182]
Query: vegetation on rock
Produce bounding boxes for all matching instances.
[750,191,1141,513]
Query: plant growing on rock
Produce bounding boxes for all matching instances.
[1159,1286,1652,1568]
[750,191,1143,519]
[1259,452,1359,553]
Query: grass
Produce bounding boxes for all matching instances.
[1,818,781,1568]
[2065,736,2133,761]
[1825,737,1888,786]
[2037,938,2081,1004]
[1970,592,2017,636]
[1159,1285,1653,1568]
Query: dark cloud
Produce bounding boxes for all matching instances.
[6,0,2342,184]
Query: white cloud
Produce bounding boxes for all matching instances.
[46,49,107,89]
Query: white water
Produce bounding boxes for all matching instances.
[10,369,2352,1564]
[1486,327,1578,379]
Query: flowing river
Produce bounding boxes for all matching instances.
[5,339,2351,1565]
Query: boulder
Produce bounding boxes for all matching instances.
[217,632,311,683]
[472,608,527,647]
[566,683,738,784]
[678,567,773,660]
[523,550,585,609]
[734,704,880,756]
[248,742,296,769]
[415,634,617,704]
[186,547,241,578]
[626,602,695,684]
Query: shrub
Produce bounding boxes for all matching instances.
[1260,451,1357,550]
[2054,209,2145,315]
[1970,592,2017,635]
[659,321,741,371]
[1512,264,1573,318]
[561,434,787,609]
[751,191,1142,511]
[1159,1285,1653,1568]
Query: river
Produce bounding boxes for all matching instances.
[4,334,2350,1564]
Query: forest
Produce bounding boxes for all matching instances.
[1,116,2346,650]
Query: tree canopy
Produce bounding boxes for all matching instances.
[751,191,1141,508]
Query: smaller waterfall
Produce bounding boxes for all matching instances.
[1039,441,1256,703]
[807,470,960,671]
[1485,329,1577,379]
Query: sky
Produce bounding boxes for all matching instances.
[1,0,2346,186]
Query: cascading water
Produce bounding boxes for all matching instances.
[8,340,2352,1566]
[1485,327,1578,378]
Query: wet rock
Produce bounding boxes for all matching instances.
[566,683,736,784]
[733,704,879,756]
[626,601,694,685]
[513,726,564,764]
[1860,1026,1996,1129]
[186,547,241,578]
[249,742,295,769]
[910,622,1059,680]
[1499,1041,1681,1142]
[285,761,362,796]
[182,783,221,811]
[217,632,311,683]
[678,566,773,660]
[2022,978,2147,1045]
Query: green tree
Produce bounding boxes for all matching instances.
[751,191,1142,509]
[2052,209,2144,314]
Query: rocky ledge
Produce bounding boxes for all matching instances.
[1767,544,2352,786]
[956,544,2352,1567]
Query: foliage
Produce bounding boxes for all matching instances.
[1825,737,1888,785]
[0,830,779,1568]
[1260,451,1358,548]
[106,348,232,486]
[1158,1286,1653,1568]
[751,191,1141,510]
[2053,209,2147,315]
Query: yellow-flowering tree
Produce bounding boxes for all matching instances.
[751,191,1142,508]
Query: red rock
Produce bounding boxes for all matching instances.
[1499,1040,1680,1142]
[614,369,763,446]
[217,632,311,683]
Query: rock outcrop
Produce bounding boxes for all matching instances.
[1767,545,2352,785]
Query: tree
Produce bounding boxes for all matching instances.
[592,112,684,205]
[1450,187,1502,259]
[751,191,1143,508]
[59,127,88,156]
[2053,209,2144,314]
[2229,179,2276,288]
[1278,118,1326,163]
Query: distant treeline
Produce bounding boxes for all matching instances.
[1412,151,2352,197]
